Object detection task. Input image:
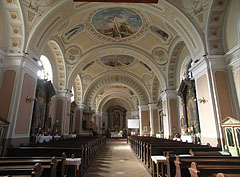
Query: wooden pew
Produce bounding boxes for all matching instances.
[216,173,240,177]
[148,146,221,169]
[189,149,231,156]
[188,162,240,177]
[174,156,240,177]
[0,156,58,177]
[0,163,43,177]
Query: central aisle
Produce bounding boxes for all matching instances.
[83,139,151,177]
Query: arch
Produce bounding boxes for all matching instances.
[25,1,205,60]
[152,76,160,103]
[39,55,53,81]
[83,72,151,108]
[0,0,25,52]
[74,74,82,105]
[97,93,135,112]
[0,5,6,49]
[168,41,185,89]
[206,0,229,55]
[47,40,66,90]
[67,44,167,91]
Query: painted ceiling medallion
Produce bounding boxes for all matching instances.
[152,47,168,65]
[65,46,82,65]
[150,26,172,44]
[100,54,134,68]
[86,8,148,42]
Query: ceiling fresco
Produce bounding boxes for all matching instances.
[100,54,134,68]
[85,7,148,42]
[92,8,142,39]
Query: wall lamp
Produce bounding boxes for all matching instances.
[25,96,38,103]
[198,97,208,104]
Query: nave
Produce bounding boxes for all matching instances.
[83,139,151,177]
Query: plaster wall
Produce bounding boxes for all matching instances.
[224,0,240,51]
[141,110,150,135]
[15,74,35,134]
[196,74,218,146]
[0,70,16,120]
[233,70,240,111]
[215,71,234,120]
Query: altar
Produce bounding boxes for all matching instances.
[111,132,122,138]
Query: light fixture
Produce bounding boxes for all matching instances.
[198,97,208,104]
[25,96,38,103]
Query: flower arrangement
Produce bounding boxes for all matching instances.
[173,132,180,138]
[184,127,194,136]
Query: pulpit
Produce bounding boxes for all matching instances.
[0,117,10,156]
[221,117,240,156]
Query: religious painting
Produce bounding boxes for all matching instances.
[150,26,171,44]
[92,8,142,39]
[186,97,199,132]
[100,54,134,68]
[107,106,126,131]
[112,111,121,130]
[62,24,84,43]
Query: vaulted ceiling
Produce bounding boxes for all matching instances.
[0,0,229,112]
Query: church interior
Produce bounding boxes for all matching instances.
[0,0,240,176]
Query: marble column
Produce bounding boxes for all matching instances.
[160,90,179,138]
[148,104,159,136]
[138,105,149,136]
[54,90,72,137]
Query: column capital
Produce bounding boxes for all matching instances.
[148,103,158,110]
[2,52,42,77]
[191,55,227,79]
[160,90,177,101]
[56,90,72,99]
[138,105,149,111]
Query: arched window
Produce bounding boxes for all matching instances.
[71,87,75,102]
[37,55,53,82]
[236,128,240,147]
[226,128,235,147]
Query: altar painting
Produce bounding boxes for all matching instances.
[186,97,199,132]
[92,8,142,39]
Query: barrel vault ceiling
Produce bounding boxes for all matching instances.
[0,0,227,112]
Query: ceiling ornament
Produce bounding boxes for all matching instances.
[64,45,82,65]
[82,61,95,71]
[152,47,168,65]
[62,24,84,43]
[100,54,134,68]
[85,7,148,42]
[73,0,158,3]
[150,26,172,44]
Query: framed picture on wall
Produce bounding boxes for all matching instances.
[144,126,147,131]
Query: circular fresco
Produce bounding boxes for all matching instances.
[65,46,81,65]
[92,8,142,39]
[152,47,168,65]
[86,7,147,42]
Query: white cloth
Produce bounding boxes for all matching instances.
[69,134,77,138]
[35,135,53,143]
[111,133,122,138]
[181,135,193,143]
[151,156,166,163]
[219,151,231,156]
[66,158,81,170]
[178,154,191,157]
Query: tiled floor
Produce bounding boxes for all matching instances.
[83,139,151,177]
